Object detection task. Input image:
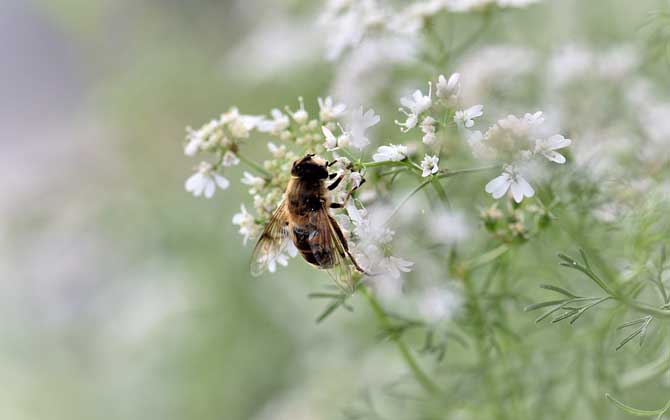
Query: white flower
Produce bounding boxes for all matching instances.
[222,108,262,138]
[319,0,387,59]
[184,119,220,156]
[496,0,541,7]
[384,256,414,278]
[436,72,460,104]
[448,0,495,12]
[484,165,534,203]
[318,96,347,121]
[389,0,449,34]
[597,45,639,81]
[475,111,557,162]
[286,97,309,125]
[185,162,230,199]
[232,204,256,245]
[454,104,483,128]
[535,134,572,164]
[417,287,462,323]
[395,109,419,133]
[348,107,380,149]
[322,126,339,150]
[547,44,593,88]
[349,171,363,188]
[395,83,433,133]
[241,171,265,193]
[267,142,287,159]
[258,108,290,133]
[420,116,437,145]
[431,211,470,244]
[373,144,408,162]
[222,151,240,167]
[420,154,440,177]
[447,0,540,12]
[267,252,289,273]
[400,83,433,115]
[523,111,545,128]
[466,129,496,160]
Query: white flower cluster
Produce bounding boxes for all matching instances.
[345,202,414,299]
[183,108,263,198]
[466,112,572,202]
[320,0,543,59]
[384,71,572,202]
[183,96,374,265]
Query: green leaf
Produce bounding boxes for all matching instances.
[579,249,591,270]
[618,316,651,330]
[308,292,344,299]
[536,304,566,323]
[316,300,343,323]
[552,309,578,323]
[557,253,576,264]
[606,393,668,416]
[616,328,643,351]
[539,284,578,298]
[525,299,568,312]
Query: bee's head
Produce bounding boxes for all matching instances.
[291,154,328,180]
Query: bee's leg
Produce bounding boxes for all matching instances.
[328,172,338,180]
[327,173,344,190]
[326,159,339,168]
[329,178,366,209]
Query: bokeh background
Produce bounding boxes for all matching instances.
[2,1,669,419]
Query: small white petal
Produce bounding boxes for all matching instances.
[543,150,566,164]
[545,134,572,150]
[485,174,511,199]
[185,173,202,192]
[510,175,535,203]
[214,174,230,189]
[204,179,216,198]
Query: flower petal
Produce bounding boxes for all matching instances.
[485,174,511,199]
[543,150,566,164]
[204,179,216,198]
[545,134,572,150]
[214,174,230,189]
[510,175,535,203]
[185,173,202,192]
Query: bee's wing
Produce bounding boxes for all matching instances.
[309,209,361,292]
[250,200,290,276]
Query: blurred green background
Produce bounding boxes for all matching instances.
[1,0,668,419]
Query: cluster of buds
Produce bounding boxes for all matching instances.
[480,201,555,243]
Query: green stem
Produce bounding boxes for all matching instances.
[360,160,420,172]
[462,244,510,273]
[362,286,441,395]
[237,152,271,177]
[448,11,494,60]
[437,164,499,179]
[431,177,450,208]
[385,178,433,223]
[624,299,670,319]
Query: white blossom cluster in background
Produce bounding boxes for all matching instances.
[319,0,543,59]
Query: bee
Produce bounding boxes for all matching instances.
[250,154,365,290]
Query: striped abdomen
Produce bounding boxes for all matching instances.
[291,223,335,268]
